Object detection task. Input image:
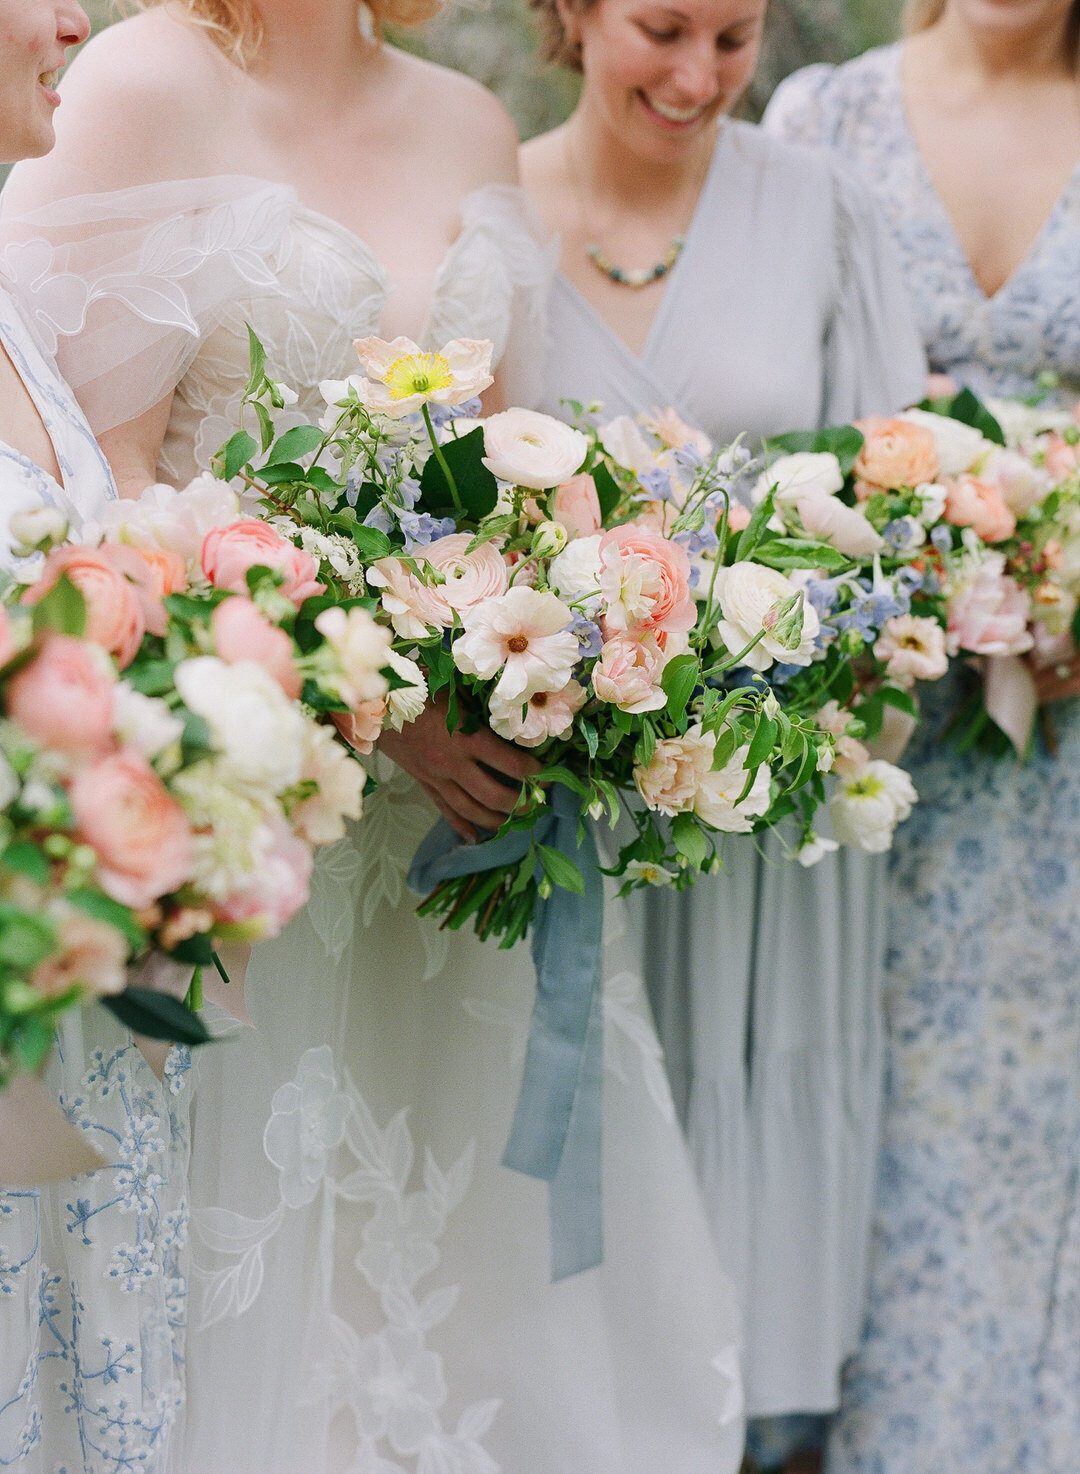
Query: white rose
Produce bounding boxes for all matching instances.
[753,451,844,506]
[713,562,821,672]
[598,415,658,477]
[9,504,68,553]
[85,474,241,565]
[795,495,884,557]
[385,650,428,731]
[828,759,918,853]
[693,741,773,833]
[482,409,589,491]
[549,533,604,604]
[175,656,307,794]
[314,605,392,708]
[899,409,991,477]
[112,683,184,760]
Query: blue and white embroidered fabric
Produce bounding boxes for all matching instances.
[767,46,1080,1474]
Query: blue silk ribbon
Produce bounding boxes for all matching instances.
[408,782,604,1280]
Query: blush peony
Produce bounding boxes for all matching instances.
[591,631,668,713]
[212,596,302,700]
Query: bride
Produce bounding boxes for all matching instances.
[3,3,744,1471]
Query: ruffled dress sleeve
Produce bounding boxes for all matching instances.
[0,176,294,434]
[427,184,556,409]
[821,162,928,420]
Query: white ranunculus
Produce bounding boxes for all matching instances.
[384,650,428,731]
[752,451,844,507]
[912,481,948,526]
[713,561,821,672]
[899,409,990,477]
[795,495,885,557]
[482,409,589,491]
[112,683,185,760]
[693,741,773,833]
[828,759,918,853]
[314,605,392,708]
[549,533,604,604]
[175,656,307,795]
[598,415,658,478]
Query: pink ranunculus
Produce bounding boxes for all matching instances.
[98,542,185,640]
[69,747,194,909]
[367,555,453,638]
[591,631,668,713]
[488,679,588,747]
[7,634,115,760]
[726,503,752,533]
[925,373,959,400]
[944,474,1017,543]
[598,526,695,636]
[420,533,509,615]
[214,819,314,939]
[1044,433,1080,483]
[854,416,941,491]
[211,596,302,700]
[23,545,145,668]
[333,699,387,756]
[947,556,1034,657]
[552,475,603,539]
[31,902,128,998]
[201,520,326,607]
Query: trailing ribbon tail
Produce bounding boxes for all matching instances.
[408,782,605,1279]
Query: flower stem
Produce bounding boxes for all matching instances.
[422,403,463,513]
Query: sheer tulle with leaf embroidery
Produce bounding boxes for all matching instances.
[0,175,744,1474]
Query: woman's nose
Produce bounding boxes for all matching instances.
[59,3,92,49]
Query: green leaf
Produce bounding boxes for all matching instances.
[0,842,50,887]
[167,931,216,967]
[306,467,339,495]
[162,591,225,624]
[0,907,56,971]
[244,324,268,395]
[944,388,1006,447]
[103,987,212,1046]
[880,684,919,718]
[672,812,708,870]
[126,658,178,697]
[252,399,275,455]
[418,427,498,521]
[181,711,215,761]
[30,573,86,639]
[11,1016,55,1073]
[733,486,776,563]
[536,844,586,896]
[219,430,258,482]
[257,461,308,486]
[592,461,622,519]
[766,424,866,476]
[347,524,392,559]
[661,652,700,720]
[579,718,599,760]
[266,425,325,466]
[300,678,350,713]
[710,723,738,772]
[536,764,589,798]
[66,890,146,951]
[745,714,778,771]
[753,537,852,573]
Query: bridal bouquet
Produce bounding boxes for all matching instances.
[218,330,920,948]
[0,486,387,1079]
[758,389,1080,760]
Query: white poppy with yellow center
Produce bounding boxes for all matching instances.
[352,334,494,419]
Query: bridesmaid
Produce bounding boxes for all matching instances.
[767,2,1080,1470]
[521,2,925,1469]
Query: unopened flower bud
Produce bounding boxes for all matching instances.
[838,628,866,659]
[762,591,806,652]
[537,876,553,900]
[531,519,568,559]
[9,505,68,555]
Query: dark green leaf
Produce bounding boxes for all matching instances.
[300,678,350,712]
[126,658,178,696]
[347,525,393,559]
[219,430,258,482]
[257,461,308,486]
[306,467,339,494]
[592,461,622,519]
[253,400,275,455]
[661,652,700,720]
[733,486,776,563]
[880,685,919,718]
[163,591,225,624]
[418,427,498,520]
[746,714,778,771]
[244,324,267,395]
[0,843,50,887]
[103,987,212,1046]
[181,712,215,760]
[167,932,216,967]
[0,907,56,970]
[536,844,586,896]
[754,537,852,573]
[672,812,708,869]
[579,719,599,760]
[266,426,325,466]
[944,388,1005,447]
[30,574,86,639]
[710,724,738,772]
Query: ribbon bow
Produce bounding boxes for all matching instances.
[408,782,604,1280]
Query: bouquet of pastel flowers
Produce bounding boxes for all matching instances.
[209,329,924,947]
[0,482,392,1082]
[755,388,1080,768]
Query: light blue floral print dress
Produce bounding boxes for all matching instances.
[767,44,1080,1474]
[0,275,194,1474]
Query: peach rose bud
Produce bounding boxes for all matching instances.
[553,475,603,539]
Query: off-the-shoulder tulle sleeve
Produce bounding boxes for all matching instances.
[762,64,839,146]
[822,163,927,421]
[427,184,556,409]
[0,176,294,434]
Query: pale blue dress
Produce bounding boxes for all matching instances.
[0,274,194,1474]
[768,44,1080,1473]
[541,118,926,1438]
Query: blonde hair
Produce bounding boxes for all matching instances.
[904,0,1080,64]
[129,0,443,67]
[528,0,596,71]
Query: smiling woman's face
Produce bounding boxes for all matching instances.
[0,0,89,164]
[572,0,767,163]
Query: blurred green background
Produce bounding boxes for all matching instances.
[81,0,905,135]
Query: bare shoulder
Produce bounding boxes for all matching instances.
[386,48,519,185]
[519,125,572,232]
[6,8,228,208]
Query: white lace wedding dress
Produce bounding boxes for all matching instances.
[2,175,744,1474]
[0,275,196,1474]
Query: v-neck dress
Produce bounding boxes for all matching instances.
[541,118,927,1423]
[1,172,747,1474]
[768,44,1080,1473]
